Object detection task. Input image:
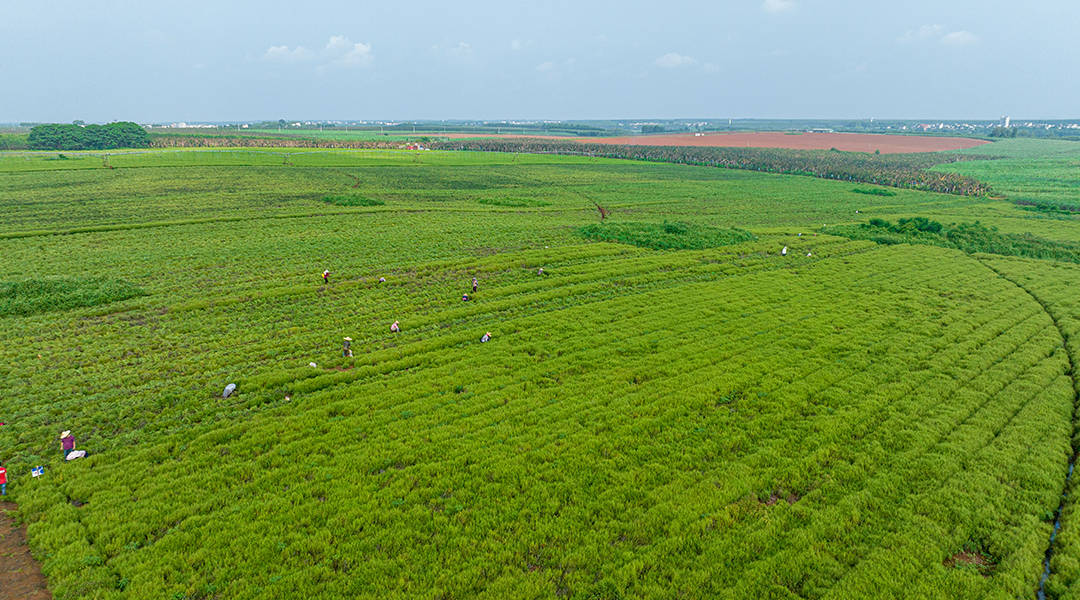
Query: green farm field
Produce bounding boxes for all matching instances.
[936,139,1080,214]
[3,144,1080,599]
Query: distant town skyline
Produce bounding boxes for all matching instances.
[2,1,1078,122]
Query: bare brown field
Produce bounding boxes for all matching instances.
[579,131,989,153]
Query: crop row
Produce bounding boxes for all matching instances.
[3,243,1071,598]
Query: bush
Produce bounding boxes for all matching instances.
[319,195,384,207]
[579,221,755,250]
[476,197,550,208]
[0,278,146,317]
[852,187,896,197]
[825,218,1080,263]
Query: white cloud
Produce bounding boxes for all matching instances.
[762,0,795,13]
[511,39,522,51]
[264,45,314,62]
[325,35,373,68]
[899,25,977,46]
[325,35,351,53]
[941,30,978,46]
[265,35,373,69]
[536,61,556,72]
[448,41,473,58]
[899,24,943,42]
[655,52,696,68]
[703,62,720,73]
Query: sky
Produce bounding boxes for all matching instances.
[1,0,1078,122]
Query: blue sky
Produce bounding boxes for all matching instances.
[1,0,1076,121]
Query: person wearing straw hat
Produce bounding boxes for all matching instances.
[0,461,7,496]
[390,321,400,333]
[60,430,75,458]
[481,332,491,343]
[472,277,478,293]
[322,270,330,284]
[342,337,353,358]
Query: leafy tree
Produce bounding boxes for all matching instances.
[27,122,150,150]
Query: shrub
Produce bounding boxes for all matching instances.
[0,278,145,317]
[320,195,385,207]
[579,221,755,250]
[476,197,550,208]
[852,187,896,197]
[825,218,1080,263]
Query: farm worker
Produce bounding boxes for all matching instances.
[390,321,400,333]
[472,278,478,293]
[797,233,802,237]
[0,462,6,496]
[537,267,545,276]
[462,294,470,302]
[343,337,353,358]
[60,430,75,458]
[781,246,788,256]
[322,270,330,284]
[379,277,386,284]
[481,332,491,343]
[806,252,813,257]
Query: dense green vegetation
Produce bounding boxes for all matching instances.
[579,221,755,250]
[0,278,145,317]
[476,197,551,208]
[28,122,150,151]
[825,217,1080,263]
[851,187,896,197]
[319,194,385,207]
[0,132,29,150]
[1,144,1080,599]
[937,139,1080,212]
[976,256,1080,599]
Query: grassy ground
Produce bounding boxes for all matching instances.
[935,138,1080,213]
[2,146,1080,599]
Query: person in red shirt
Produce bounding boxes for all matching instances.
[0,462,7,496]
[61,430,75,458]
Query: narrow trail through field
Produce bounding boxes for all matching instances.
[0,502,51,600]
[977,259,1080,599]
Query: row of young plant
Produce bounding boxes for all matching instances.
[429,139,994,196]
[5,242,1071,598]
[981,256,1080,599]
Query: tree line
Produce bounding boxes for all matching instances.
[27,122,150,150]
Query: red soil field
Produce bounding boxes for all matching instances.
[432,131,987,153]
[580,131,989,153]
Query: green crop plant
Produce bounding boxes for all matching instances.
[1,142,1080,599]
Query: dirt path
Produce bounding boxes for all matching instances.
[0,502,51,600]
